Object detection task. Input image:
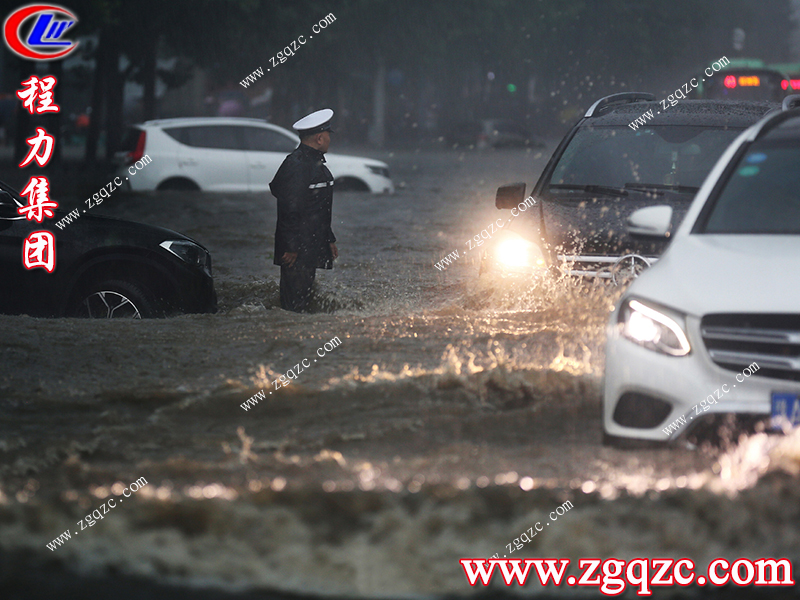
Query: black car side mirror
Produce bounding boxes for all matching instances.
[495,182,526,209]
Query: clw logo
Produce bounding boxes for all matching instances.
[4,4,78,61]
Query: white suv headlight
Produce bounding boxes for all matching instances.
[618,298,691,356]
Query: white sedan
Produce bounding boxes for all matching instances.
[115,117,394,193]
[604,102,800,444]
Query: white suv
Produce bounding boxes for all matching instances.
[116,117,394,193]
[603,99,800,445]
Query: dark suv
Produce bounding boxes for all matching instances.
[0,179,217,318]
[485,93,778,283]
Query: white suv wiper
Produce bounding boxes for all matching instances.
[549,184,628,197]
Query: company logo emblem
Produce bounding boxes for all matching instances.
[3,4,78,60]
[610,254,652,286]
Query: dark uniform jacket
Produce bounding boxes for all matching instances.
[269,144,336,269]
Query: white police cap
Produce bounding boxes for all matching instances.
[292,108,335,136]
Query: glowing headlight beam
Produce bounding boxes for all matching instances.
[626,299,691,356]
[495,238,544,269]
[496,238,531,267]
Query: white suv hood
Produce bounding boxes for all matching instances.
[631,234,800,315]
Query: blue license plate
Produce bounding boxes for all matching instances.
[771,392,800,430]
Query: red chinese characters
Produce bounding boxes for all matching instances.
[23,231,56,273]
[19,127,55,168]
[16,75,60,114]
[18,176,58,223]
[17,75,60,272]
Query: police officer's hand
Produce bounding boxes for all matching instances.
[281,252,298,267]
[330,243,338,260]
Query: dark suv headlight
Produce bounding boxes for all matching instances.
[494,236,545,269]
[160,240,212,277]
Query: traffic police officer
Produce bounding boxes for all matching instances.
[269,109,338,312]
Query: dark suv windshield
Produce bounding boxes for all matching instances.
[701,141,800,234]
[548,125,742,192]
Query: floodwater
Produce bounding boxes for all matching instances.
[0,146,798,598]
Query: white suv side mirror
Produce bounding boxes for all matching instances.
[627,205,673,238]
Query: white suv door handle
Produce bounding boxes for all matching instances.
[178,159,197,167]
[251,163,266,169]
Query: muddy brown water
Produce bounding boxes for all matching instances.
[1,147,798,598]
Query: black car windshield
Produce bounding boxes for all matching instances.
[701,141,800,234]
[548,125,742,192]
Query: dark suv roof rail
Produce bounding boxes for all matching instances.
[584,93,655,118]
[782,94,800,111]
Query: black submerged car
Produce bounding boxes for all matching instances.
[0,179,216,318]
[485,94,778,283]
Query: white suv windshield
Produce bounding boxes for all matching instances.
[702,141,800,234]
[549,126,741,192]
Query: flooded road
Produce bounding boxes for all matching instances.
[1,146,798,598]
